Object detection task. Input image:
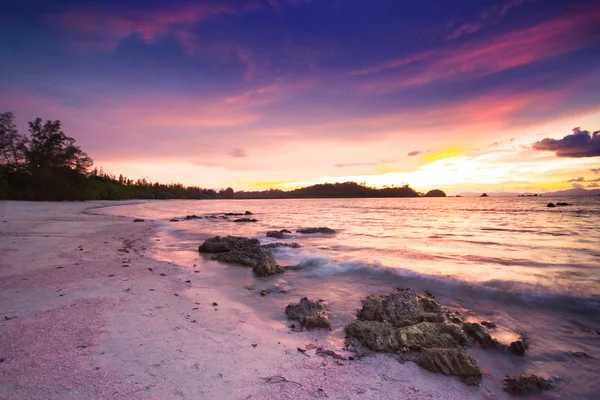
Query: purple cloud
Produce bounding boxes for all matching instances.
[533,128,600,157]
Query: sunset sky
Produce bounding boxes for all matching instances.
[1,0,599,194]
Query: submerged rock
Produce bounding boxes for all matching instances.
[233,218,257,223]
[185,215,200,220]
[286,297,331,330]
[266,230,292,239]
[503,374,554,394]
[556,202,569,206]
[547,203,556,208]
[261,242,301,249]
[296,227,336,234]
[417,349,482,385]
[199,236,283,277]
[133,218,145,222]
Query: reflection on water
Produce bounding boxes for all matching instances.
[102,196,600,398]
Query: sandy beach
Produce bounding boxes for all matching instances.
[1,201,493,399]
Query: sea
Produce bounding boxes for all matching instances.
[101,196,600,399]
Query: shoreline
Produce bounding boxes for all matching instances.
[1,200,497,399]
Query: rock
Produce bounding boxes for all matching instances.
[245,211,253,215]
[286,297,331,330]
[262,242,301,249]
[547,203,556,208]
[233,218,257,223]
[503,374,554,394]
[224,212,244,216]
[556,202,569,206]
[296,227,336,234]
[266,230,292,239]
[133,219,145,222]
[423,189,447,197]
[480,320,496,329]
[185,215,200,220]
[302,311,332,330]
[286,297,323,320]
[462,322,502,348]
[169,218,180,222]
[199,236,283,277]
[480,193,489,197]
[199,236,260,253]
[417,348,482,384]
[357,288,443,327]
[397,322,466,351]
[345,320,400,352]
[509,333,529,356]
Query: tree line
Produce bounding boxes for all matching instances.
[1,112,445,201]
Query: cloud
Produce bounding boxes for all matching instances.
[407,151,422,157]
[229,148,247,158]
[567,177,584,182]
[588,182,599,188]
[593,168,600,174]
[571,183,584,188]
[533,127,600,157]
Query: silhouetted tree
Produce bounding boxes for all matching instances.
[0,112,27,167]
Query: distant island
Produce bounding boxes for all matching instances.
[457,188,600,197]
[0,112,446,201]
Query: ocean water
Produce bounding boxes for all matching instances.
[101,197,600,398]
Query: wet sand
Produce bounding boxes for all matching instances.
[0,201,486,399]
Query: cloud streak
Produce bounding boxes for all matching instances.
[533,128,600,158]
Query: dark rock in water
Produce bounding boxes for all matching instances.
[556,202,569,206]
[286,297,323,320]
[266,230,292,239]
[169,218,180,222]
[417,349,482,384]
[199,236,260,253]
[302,311,332,330]
[185,215,200,220]
[503,374,554,394]
[224,212,243,216]
[423,189,447,197]
[480,320,496,329]
[357,288,443,327]
[296,227,336,234]
[480,193,489,197]
[245,211,253,215]
[262,242,301,249]
[509,333,530,356]
[133,219,145,222]
[199,236,283,277]
[462,322,502,348]
[547,203,556,208]
[233,218,257,223]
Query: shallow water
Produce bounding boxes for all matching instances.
[101,197,600,398]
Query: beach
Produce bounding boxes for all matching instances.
[0,201,486,400]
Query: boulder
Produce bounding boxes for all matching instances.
[397,322,466,350]
[296,227,336,234]
[285,297,323,320]
[233,218,257,223]
[509,333,529,356]
[286,297,331,330]
[417,348,482,385]
[547,203,556,208]
[266,230,291,239]
[503,374,554,394]
[198,236,260,253]
[302,311,332,330]
[199,236,283,277]
[357,288,443,327]
[133,218,145,222]
[462,322,502,348]
[245,211,253,215]
[556,202,569,206]
[345,320,400,352]
[185,215,200,219]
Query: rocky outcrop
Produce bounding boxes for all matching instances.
[233,218,257,222]
[424,189,447,197]
[266,229,292,239]
[418,349,482,385]
[198,236,283,277]
[185,215,200,219]
[285,297,331,330]
[503,374,554,394]
[556,202,569,206]
[547,203,556,208]
[296,227,336,234]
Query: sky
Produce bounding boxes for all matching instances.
[1,0,599,194]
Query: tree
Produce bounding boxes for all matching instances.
[0,112,27,167]
[26,118,92,172]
